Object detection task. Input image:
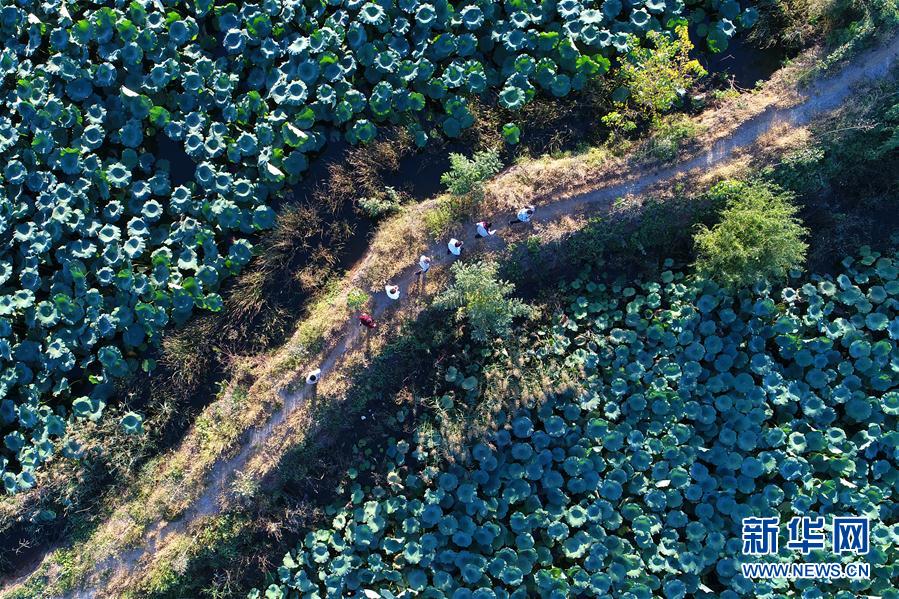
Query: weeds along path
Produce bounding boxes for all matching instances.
[7,34,897,599]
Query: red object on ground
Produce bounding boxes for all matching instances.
[359,313,377,329]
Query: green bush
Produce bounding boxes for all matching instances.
[646,114,701,161]
[694,180,808,287]
[346,289,370,312]
[440,150,503,198]
[357,187,403,219]
[435,261,530,343]
[603,26,707,132]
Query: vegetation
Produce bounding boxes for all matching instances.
[346,289,371,313]
[417,149,504,239]
[603,25,707,133]
[250,245,899,598]
[620,27,707,115]
[156,68,899,598]
[435,261,531,344]
[753,0,899,58]
[440,151,504,199]
[644,114,703,161]
[358,187,405,219]
[5,1,898,597]
[0,0,757,491]
[693,180,809,288]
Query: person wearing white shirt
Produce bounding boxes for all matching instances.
[509,205,535,226]
[447,238,463,256]
[475,221,496,238]
[415,255,431,276]
[385,283,400,300]
[305,368,321,385]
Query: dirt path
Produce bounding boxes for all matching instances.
[6,33,897,599]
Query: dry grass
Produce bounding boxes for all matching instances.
[326,127,413,203]
[354,202,433,292]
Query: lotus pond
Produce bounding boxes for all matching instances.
[0,0,760,492]
[251,246,899,598]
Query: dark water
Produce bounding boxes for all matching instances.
[700,33,794,88]
[155,135,196,186]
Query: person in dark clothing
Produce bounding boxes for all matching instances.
[359,312,376,357]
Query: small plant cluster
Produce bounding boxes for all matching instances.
[251,246,897,598]
[435,260,531,343]
[358,187,405,219]
[0,0,756,491]
[694,180,809,288]
[440,150,503,198]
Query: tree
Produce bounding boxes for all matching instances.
[435,261,530,343]
[602,26,707,132]
[440,150,502,198]
[694,180,809,288]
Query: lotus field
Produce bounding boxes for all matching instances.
[252,248,899,598]
[0,0,758,492]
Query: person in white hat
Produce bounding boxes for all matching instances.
[305,367,321,400]
[475,220,496,238]
[447,238,463,256]
[508,205,535,226]
[385,283,400,300]
[414,255,431,277]
[305,368,321,385]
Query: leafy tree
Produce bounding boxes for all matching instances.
[694,180,808,287]
[435,261,530,343]
[603,26,707,131]
[440,150,503,198]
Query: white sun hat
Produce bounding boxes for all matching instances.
[305,368,322,385]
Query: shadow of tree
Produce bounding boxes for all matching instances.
[141,303,463,598]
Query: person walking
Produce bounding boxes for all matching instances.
[414,255,431,276]
[414,255,431,293]
[447,238,463,256]
[508,205,535,227]
[305,367,321,400]
[475,220,496,238]
[359,312,376,355]
[359,313,376,330]
[385,283,400,300]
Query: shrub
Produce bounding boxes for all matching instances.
[346,289,370,312]
[435,261,530,343]
[423,201,458,239]
[694,180,809,287]
[604,26,708,132]
[357,187,404,219]
[646,114,702,161]
[440,151,503,198]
